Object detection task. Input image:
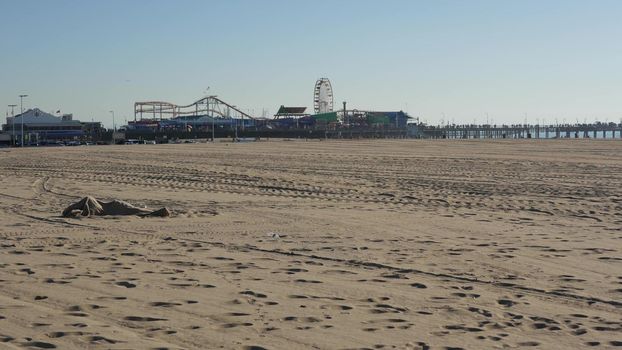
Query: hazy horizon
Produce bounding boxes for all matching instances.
[1,0,621,128]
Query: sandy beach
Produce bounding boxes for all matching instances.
[0,139,620,350]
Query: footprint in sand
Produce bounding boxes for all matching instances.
[124,316,168,322]
[239,290,267,298]
[115,281,136,288]
[497,299,515,307]
[221,322,253,329]
[46,331,83,338]
[149,301,183,307]
[0,335,15,342]
[320,304,353,311]
[294,279,323,284]
[468,307,492,317]
[88,335,119,344]
[21,341,57,349]
[67,323,87,328]
[517,341,540,347]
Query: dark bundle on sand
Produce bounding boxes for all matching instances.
[62,196,171,218]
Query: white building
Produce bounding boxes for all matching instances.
[2,108,84,143]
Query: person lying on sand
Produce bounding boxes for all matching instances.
[62,196,170,218]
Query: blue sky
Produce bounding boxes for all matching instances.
[1,0,621,127]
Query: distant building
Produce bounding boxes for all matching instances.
[0,132,10,146]
[1,108,102,143]
[274,106,308,119]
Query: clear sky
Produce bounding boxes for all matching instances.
[1,0,621,127]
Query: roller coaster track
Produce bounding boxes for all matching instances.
[134,95,255,121]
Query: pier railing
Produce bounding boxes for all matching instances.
[418,123,622,139]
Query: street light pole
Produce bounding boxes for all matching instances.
[209,100,215,142]
[8,104,16,146]
[109,111,115,144]
[19,95,27,147]
[109,110,115,131]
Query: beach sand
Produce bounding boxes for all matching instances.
[0,140,620,349]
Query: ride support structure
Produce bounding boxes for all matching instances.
[134,96,254,125]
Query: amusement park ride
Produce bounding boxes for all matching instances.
[134,95,253,122]
[130,78,410,131]
[134,78,335,123]
[313,78,334,114]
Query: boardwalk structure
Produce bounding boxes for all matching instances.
[419,123,622,139]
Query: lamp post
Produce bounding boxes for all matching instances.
[19,95,27,147]
[210,100,215,142]
[109,110,115,131]
[109,111,115,144]
[8,104,16,146]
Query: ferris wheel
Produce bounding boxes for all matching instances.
[313,78,334,114]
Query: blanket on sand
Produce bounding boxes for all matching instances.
[62,196,170,217]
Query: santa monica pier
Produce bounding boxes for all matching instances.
[2,78,621,146]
